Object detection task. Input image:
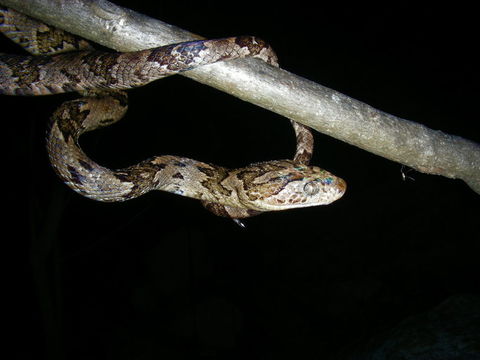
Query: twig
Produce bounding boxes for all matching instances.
[1,0,479,194]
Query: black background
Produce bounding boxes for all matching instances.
[3,1,479,359]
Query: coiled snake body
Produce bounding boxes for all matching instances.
[0,7,346,220]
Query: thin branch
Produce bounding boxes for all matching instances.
[1,0,479,194]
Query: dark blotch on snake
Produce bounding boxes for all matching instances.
[78,158,93,171]
[67,165,85,185]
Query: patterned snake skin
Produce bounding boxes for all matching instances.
[0,7,346,220]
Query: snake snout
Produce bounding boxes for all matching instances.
[333,177,347,195]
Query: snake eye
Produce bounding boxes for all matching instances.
[303,181,320,196]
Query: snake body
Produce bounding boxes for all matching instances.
[0,7,346,219]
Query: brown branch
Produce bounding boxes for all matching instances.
[1,0,479,194]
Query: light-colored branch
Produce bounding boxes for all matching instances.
[2,0,479,194]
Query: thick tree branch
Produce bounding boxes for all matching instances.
[2,0,479,194]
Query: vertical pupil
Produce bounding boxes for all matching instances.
[304,181,319,196]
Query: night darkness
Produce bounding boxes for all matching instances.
[3,2,480,359]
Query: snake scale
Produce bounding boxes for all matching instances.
[0,7,345,221]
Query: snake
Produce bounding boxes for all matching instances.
[0,7,346,221]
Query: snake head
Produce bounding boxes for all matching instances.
[234,160,346,211]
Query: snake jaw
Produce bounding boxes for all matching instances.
[270,171,346,209]
[233,160,346,211]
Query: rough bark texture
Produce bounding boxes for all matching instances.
[1,0,479,194]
